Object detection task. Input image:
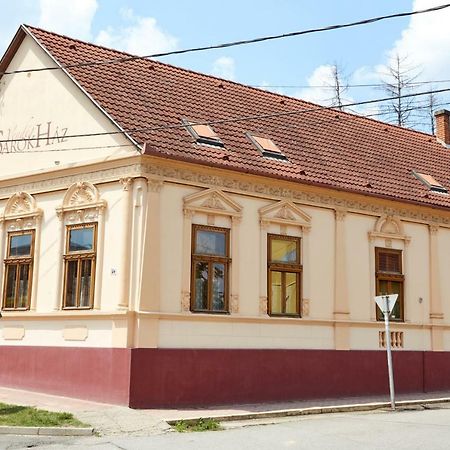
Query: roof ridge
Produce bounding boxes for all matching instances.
[23,24,139,59]
[24,24,316,107]
[24,24,435,141]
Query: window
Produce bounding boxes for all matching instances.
[375,248,404,321]
[183,119,224,147]
[268,234,302,316]
[412,171,447,193]
[191,225,230,312]
[2,231,34,310]
[63,224,97,309]
[247,133,288,160]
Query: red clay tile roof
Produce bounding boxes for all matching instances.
[19,25,450,210]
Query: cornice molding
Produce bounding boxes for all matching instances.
[1,160,450,227]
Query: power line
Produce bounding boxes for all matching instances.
[0,143,136,154]
[6,99,450,155]
[1,86,450,147]
[2,3,449,77]
[253,79,450,90]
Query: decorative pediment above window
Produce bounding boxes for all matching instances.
[259,200,311,229]
[183,188,242,218]
[1,192,43,231]
[369,215,410,242]
[56,182,106,223]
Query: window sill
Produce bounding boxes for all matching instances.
[376,318,404,323]
[269,313,301,318]
[62,307,94,311]
[190,310,230,315]
[1,308,30,312]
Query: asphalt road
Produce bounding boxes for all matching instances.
[2,404,450,449]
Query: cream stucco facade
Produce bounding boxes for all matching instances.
[1,25,450,407]
[1,150,449,352]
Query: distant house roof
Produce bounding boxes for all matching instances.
[3,24,450,210]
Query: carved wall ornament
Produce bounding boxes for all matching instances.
[63,182,99,207]
[429,224,440,235]
[183,188,242,218]
[181,290,191,312]
[259,296,268,315]
[376,215,403,234]
[6,217,38,232]
[369,214,411,243]
[202,193,226,210]
[276,205,296,221]
[119,177,133,191]
[334,207,347,221]
[147,178,164,193]
[230,295,240,314]
[302,298,310,317]
[259,199,311,229]
[2,192,42,222]
[57,182,106,221]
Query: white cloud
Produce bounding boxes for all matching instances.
[351,66,379,85]
[211,56,235,81]
[296,65,335,104]
[38,0,98,40]
[295,64,354,108]
[356,0,450,88]
[95,9,177,55]
[387,0,450,80]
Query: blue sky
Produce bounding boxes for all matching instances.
[1,1,449,133]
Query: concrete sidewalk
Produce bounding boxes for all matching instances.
[1,386,450,436]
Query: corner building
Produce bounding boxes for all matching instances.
[1,25,450,407]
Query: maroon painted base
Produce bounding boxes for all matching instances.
[0,346,130,405]
[1,346,450,408]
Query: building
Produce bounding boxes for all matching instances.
[1,25,450,408]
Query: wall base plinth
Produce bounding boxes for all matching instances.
[2,347,450,408]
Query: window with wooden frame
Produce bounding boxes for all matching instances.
[2,231,35,310]
[63,224,97,309]
[191,225,230,313]
[375,247,404,321]
[268,234,302,316]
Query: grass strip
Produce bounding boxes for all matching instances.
[173,418,222,432]
[0,402,89,428]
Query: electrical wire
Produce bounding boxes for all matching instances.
[252,79,450,90]
[5,98,450,155]
[1,86,450,147]
[2,3,449,77]
[0,143,136,154]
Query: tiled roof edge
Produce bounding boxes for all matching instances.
[24,24,436,142]
[143,144,449,213]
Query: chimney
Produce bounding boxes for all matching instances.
[434,109,450,145]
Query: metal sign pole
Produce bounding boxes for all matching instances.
[384,295,396,411]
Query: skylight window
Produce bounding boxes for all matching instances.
[183,119,224,147]
[247,133,288,161]
[412,171,448,193]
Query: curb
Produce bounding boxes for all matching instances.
[0,426,94,436]
[166,397,450,426]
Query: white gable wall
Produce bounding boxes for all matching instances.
[0,33,138,178]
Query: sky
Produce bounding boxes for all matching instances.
[1,0,450,134]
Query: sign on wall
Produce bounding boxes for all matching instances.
[0,121,68,153]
